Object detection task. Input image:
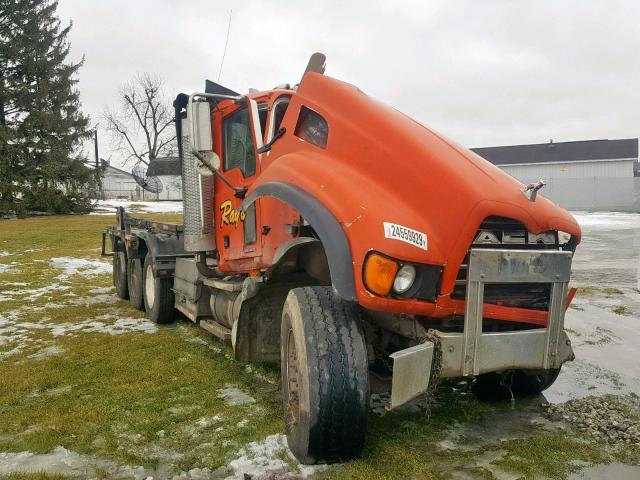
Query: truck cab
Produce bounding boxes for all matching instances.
[105,53,581,465]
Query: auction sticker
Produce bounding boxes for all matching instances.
[383,222,428,251]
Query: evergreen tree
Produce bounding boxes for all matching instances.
[0,0,99,215]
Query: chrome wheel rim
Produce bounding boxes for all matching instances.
[145,263,155,309]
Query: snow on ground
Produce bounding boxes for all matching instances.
[51,257,112,280]
[226,434,326,480]
[2,283,71,300]
[540,211,640,403]
[0,262,16,274]
[217,387,256,407]
[26,345,65,361]
[0,446,159,479]
[571,211,640,230]
[0,309,158,359]
[92,199,183,215]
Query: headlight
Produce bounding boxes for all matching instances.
[363,252,443,302]
[393,265,416,294]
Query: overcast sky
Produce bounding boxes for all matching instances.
[56,0,640,169]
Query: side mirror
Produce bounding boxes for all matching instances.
[188,100,220,176]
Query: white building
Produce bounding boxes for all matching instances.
[101,164,140,199]
[472,138,639,211]
[146,157,182,201]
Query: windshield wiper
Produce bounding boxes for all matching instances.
[258,127,286,153]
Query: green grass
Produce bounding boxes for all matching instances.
[1,214,639,479]
[578,286,624,297]
[0,474,71,480]
[612,305,631,315]
[0,214,282,475]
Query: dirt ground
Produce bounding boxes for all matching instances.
[0,210,639,480]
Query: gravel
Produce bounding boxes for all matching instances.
[542,396,640,446]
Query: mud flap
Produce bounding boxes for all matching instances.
[389,342,434,409]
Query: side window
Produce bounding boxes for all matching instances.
[222,107,256,177]
[244,203,257,245]
[272,98,290,134]
[258,104,268,142]
[294,106,328,149]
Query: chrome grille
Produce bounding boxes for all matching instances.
[452,216,559,310]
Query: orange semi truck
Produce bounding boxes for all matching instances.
[103,54,581,464]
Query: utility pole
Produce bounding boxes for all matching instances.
[94,129,99,168]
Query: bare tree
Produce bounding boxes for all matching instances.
[104,74,175,166]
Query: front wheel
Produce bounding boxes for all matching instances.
[473,368,561,399]
[280,286,369,465]
[142,254,175,324]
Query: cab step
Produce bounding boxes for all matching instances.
[199,319,232,342]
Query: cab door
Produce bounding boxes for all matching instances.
[213,98,264,266]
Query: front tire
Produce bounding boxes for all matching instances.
[280,286,369,465]
[473,368,561,399]
[142,254,175,324]
[113,250,129,300]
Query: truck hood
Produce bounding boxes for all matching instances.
[291,73,581,261]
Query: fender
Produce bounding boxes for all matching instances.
[133,231,185,259]
[241,182,357,302]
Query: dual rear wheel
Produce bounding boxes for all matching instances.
[112,250,174,324]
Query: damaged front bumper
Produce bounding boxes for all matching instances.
[389,249,575,409]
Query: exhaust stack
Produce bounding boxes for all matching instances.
[180,116,216,252]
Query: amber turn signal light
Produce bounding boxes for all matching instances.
[364,253,399,296]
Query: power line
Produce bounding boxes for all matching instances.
[217,9,232,83]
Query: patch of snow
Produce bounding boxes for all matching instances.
[26,345,64,361]
[226,434,326,480]
[49,317,158,336]
[89,286,115,294]
[2,283,71,300]
[92,200,183,215]
[0,446,153,479]
[29,385,72,397]
[236,419,249,428]
[0,346,23,358]
[172,467,219,480]
[51,257,112,280]
[195,415,223,428]
[185,335,223,353]
[165,405,201,416]
[571,211,640,230]
[217,387,256,406]
[0,263,13,273]
[69,294,119,305]
[0,251,11,257]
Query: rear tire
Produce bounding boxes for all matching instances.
[127,257,145,311]
[473,368,562,400]
[113,250,129,300]
[280,286,369,465]
[143,254,175,324]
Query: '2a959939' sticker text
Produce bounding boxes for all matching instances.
[383,222,428,251]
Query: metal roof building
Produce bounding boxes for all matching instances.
[147,157,182,201]
[471,138,639,211]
